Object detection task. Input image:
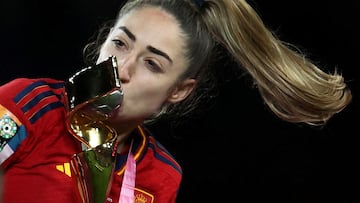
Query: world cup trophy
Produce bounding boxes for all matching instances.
[64,56,123,203]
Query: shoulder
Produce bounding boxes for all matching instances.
[0,78,69,166]
[132,126,182,201]
[0,77,67,125]
[137,126,182,176]
[0,78,65,92]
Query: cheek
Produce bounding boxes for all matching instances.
[134,77,172,106]
[97,41,113,64]
[96,50,107,64]
[139,81,170,102]
[123,85,167,118]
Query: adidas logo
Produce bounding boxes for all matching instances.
[56,162,71,177]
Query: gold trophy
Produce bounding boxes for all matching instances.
[64,56,123,203]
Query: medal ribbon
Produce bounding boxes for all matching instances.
[118,139,136,203]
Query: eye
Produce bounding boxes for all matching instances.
[111,39,127,51]
[145,59,163,73]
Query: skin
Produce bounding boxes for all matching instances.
[97,7,195,145]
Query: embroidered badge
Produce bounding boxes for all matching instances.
[134,188,154,203]
[0,116,18,139]
[0,104,21,151]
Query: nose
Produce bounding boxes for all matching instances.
[116,55,134,83]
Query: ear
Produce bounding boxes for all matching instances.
[167,79,196,103]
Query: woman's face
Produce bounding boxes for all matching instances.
[97,7,195,127]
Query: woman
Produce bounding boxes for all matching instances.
[0,0,352,202]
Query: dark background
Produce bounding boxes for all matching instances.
[0,0,359,202]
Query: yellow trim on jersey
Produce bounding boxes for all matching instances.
[116,126,146,175]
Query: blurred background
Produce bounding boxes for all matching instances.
[0,0,359,202]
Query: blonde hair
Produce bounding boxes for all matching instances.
[200,0,351,125]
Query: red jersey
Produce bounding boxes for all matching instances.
[0,78,182,203]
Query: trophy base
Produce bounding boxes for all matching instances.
[70,146,116,203]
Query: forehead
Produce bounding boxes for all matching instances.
[115,6,187,62]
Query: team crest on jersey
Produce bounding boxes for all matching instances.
[134,188,154,203]
[0,105,20,151]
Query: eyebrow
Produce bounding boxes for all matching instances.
[147,46,173,63]
[118,26,173,63]
[118,26,136,41]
